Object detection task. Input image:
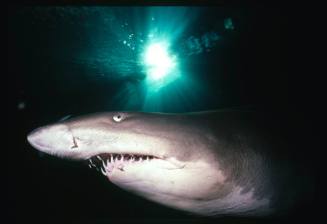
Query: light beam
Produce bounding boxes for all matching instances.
[143,41,177,81]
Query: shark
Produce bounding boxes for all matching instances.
[27,110,308,216]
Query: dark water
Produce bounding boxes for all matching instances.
[7,3,321,224]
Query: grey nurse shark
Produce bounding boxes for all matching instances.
[27,110,311,216]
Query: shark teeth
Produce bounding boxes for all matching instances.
[88,153,155,176]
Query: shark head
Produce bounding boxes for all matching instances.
[27,111,227,215]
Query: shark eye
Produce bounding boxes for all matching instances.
[113,114,123,122]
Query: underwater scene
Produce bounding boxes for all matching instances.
[8,4,319,224]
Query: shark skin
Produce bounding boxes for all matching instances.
[27,110,310,217]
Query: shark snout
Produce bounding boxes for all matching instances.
[27,130,42,149]
[27,124,73,155]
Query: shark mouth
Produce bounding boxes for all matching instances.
[87,153,158,176]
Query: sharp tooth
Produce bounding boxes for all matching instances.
[120,154,124,161]
[146,156,149,161]
[110,154,113,162]
[102,160,106,168]
[131,156,134,162]
[96,155,102,161]
[88,164,92,168]
[101,167,107,176]
[139,157,143,162]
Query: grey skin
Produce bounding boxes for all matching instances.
[27,110,308,216]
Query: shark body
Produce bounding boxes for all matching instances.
[27,110,309,216]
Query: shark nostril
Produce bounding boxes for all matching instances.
[71,137,78,149]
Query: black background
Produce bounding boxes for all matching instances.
[7,1,322,223]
